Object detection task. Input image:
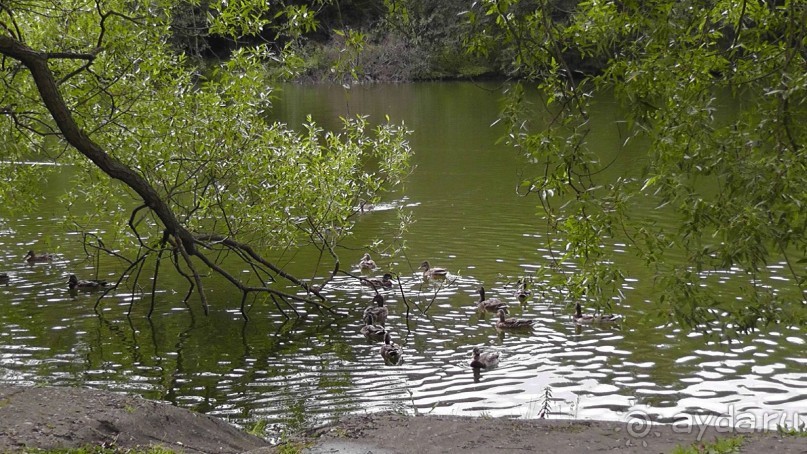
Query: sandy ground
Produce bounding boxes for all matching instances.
[0,385,266,453]
[1,385,805,453]
[282,412,807,453]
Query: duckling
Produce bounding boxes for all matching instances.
[418,260,448,279]
[572,302,623,325]
[360,313,388,342]
[359,253,377,270]
[470,347,500,369]
[495,308,534,330]
[380,332,403,365]
[68,274,109,291]
[362,273,394,290]
[363,294,388,325]
[476,286,508,312]
[24,250,53,263]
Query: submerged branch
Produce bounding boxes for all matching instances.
[176,235,208,315]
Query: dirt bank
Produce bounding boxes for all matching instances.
[281,412,807,454]
[1,385,804,453]
[0,385,267,453]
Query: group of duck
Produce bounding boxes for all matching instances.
[0,250,110,292]
[358,253,404,365]
[475,285,623,327]
[358,256,478,365]
[357,253,623,371]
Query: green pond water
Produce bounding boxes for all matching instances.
[0,82,804,437]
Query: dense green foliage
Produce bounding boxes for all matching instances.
[251,0,493,81]
[467,0,807,334]
[0,0,411,312]
[3,0,806,332]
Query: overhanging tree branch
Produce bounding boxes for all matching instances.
[0,34,347,318]
[0,37,198,253]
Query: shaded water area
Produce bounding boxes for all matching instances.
[1,83,805,436]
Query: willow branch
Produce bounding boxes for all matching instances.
[194,233,327,300]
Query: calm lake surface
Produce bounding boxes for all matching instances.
[0,82,805,435]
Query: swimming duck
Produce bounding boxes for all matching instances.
[362,273,394,290]
[359,253,377,270]
[470,347,500,369]
[360,313,388,342]
[68,274,109,291]
[363,294,389,325]
[495,308,534,330]
[476,286,508,312]
[514,280,531,303]
[380,332,403,365]
[359,200,375,213]
[24,250,53,263]
[0,273,8,284]
[572,302,623,324]
[418,261,448,279]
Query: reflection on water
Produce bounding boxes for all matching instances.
[1,83,805,434]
